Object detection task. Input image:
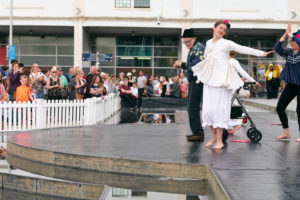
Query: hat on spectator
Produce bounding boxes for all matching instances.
[127,72,132,76]
[181,29,196,38]
[100,72,105,77]
[293,31,300,46]
[119,72,124,76]
[57,66,63,71]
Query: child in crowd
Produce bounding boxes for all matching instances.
[131,82,138,98]
[15,75,35,103]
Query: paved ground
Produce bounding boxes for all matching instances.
[7,102,300,200]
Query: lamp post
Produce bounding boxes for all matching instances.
[8,0,13,68]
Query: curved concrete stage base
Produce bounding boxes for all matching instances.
[7,124,228,200]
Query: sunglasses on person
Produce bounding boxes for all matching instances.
[52,71,57,73]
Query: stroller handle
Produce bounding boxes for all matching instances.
[244,82,256,85]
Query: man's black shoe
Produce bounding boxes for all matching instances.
[187,132,204,142]
[186,134,194,138]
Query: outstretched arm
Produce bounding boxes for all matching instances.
[274,24,290,57]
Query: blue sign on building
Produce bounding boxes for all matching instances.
[82,53,96,61]
[9,45,16,60]
[82,53,113,62]
[99,54,113,62]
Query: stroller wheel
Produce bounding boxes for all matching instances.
[247,128,262,143]
[223,129,229,143]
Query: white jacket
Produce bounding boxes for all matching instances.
[192,38,263,90]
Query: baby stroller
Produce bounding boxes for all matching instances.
[222,82,262,143]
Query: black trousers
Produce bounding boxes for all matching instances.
[137,88,144,108]
[276,84,300,130]
[121,94,137,107]
[187,80,203,135]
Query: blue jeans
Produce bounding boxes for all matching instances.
[35,91,44,99]
[187,80,203,136]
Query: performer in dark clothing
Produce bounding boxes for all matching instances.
[173,29,205,142]
[275,24,300,142]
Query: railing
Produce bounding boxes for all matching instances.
[0,93,121,132]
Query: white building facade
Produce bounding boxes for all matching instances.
[0,0,299,77]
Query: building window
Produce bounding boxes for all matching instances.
[115,0,131,8]
[134,0,150,8]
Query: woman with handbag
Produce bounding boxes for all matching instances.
[69,69,87,100]
[192,20,273,150]
[46,66,63,101]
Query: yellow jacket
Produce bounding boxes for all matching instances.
[265,68,280,81]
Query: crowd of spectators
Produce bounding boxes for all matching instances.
[0,60,189,108]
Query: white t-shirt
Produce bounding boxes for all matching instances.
[131,87,138,97]
[137,76,147,89]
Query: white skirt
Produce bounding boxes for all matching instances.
[202,84,233,129]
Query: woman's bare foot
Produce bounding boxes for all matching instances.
[296,137,300,142]
[275,135,291,140]
[213,142,224,150]
[227,125,242,135]
[206,138,217,147]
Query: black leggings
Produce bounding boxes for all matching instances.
[276,84,300,130]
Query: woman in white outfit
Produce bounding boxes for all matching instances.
[192,20,273,149]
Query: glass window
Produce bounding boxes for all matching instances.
[154,37,178,46]
[20,36,56,44]
[20,56,56,66]
[154,58,177,67]
[117,47,152,57]
[116,36,152,46]
[117,57,151,67]
[134,0,150,8]
[154,47,177,57]
[57,46,74,55]
[20,45,56,55]
[115,0,131,8]
[57,36,74,45]
[101,67,115,75]
[57,56,74,66]
[154,68,178,77]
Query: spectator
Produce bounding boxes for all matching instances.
[16,75,35,103]
[42,69,50,100]
[180,72,189,88]
[57,67,69,99]
[153,76,160,96]
[89,75,103,98]
[0,73,5,95]
[46,66,63,101]
[127,72,133,87]
[161,76,169,97]
[169,76,181,98]
[67,67,75,80]
[179,78,187,98]
[119,72,125,85]
[85,65,100,98]
[131,82,138,99]
[137,71,147,109]
[7,62,21,101]
[69,69,87,100]
[108,78,118,94]
[29,63,46,99]
[147,80,154,97]
[119,78,136,109]
[18,63,25,74]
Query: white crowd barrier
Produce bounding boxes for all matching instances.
[0,93,121,132]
